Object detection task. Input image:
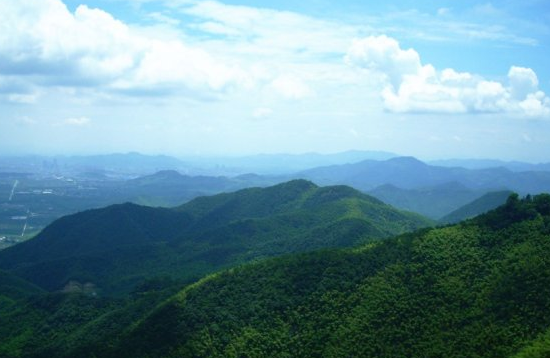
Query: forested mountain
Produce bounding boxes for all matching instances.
[1,193,548,358]
[122,170,240,206]
[367,182,485,219]
[4,155,549,251]
[0,180,430,295]
[439,190,513,224]
[102,193,550,358]
[0,269,44,303]
[298,156,550,193]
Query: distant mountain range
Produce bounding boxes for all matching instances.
[438,190,513,224]
[430,158,550,172]
[0,152,189,177]
[3,152,550,178]
[0,151,398,177]
[181,150,398,174]
[367,182,486,219]
[2,154,550,247]
[296,156,550,194]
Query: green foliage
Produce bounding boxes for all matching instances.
[439,190,513,224]
[100,193,550,358]
[3,191,549,358]
[368,182,485,219]
[0,180,430,295]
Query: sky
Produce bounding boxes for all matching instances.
[1,0,550,161]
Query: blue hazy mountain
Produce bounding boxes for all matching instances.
[439,190,514,224]
[430,158,550,172]
[367,182,486,219]
[297,156,550,194]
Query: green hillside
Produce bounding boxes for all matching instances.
[368,182,484,219]
[0,194,549,357]
[0,269,44,304]
[0,180,430,295]
[439,190,513,224]
[102,193,550,358]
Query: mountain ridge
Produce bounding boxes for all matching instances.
[0,180,431,295]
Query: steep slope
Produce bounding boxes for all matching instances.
[0,180,431,295]
[0,203,193,294]
[439,190,514,224]
[102,193,550,358]
[0,269,44,304]
[122,170,239,206]
[368,182,484,219]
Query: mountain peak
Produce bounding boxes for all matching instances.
[386,156,426,166]
[271,179,318,191]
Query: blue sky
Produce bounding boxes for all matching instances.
[1,0,550,161]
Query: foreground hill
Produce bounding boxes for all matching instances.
[1,194,549,357]
[100,193,550,358]
[0,180,430,295]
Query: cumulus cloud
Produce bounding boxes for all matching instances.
[63,117,91,126]
[181,0,358,56]
[346,35,550,117]
[0,0,249,100]
[271,76,313,99]
[252,107,273,118]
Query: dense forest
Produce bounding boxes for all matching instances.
[0,180,430,295]
[1,192,549,357]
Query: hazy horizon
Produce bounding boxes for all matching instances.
[3,149,550,165]
[1,0,550,161]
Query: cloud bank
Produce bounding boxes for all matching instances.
[0,0,548,120]
[346,35,550,117]
[0,0,248,102]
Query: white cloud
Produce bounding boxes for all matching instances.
[0,0,249,100]
[62,117,91,126]
[271,76,313,99]
[346,35,550,117]
[16,116,38,125]
[345,35,421,89]
[253,107,273,118]
[181,0,359,56]
[0,0,546,117]
[147,12,181,26]
[508,66,538,100]
[437,8,451,16]
[7,93,40,104]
